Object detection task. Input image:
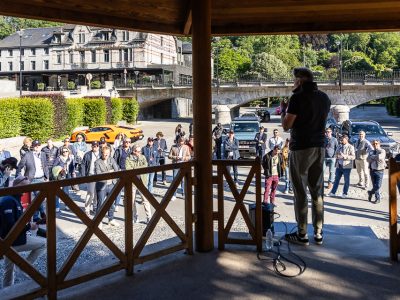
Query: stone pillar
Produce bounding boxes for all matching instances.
[332,105,350,123]
[214,105,231,125]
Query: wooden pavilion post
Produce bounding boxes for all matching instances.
[192,0,213,251]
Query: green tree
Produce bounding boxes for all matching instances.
[250,53,289,79]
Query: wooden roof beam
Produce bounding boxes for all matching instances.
[0,0,182,35]
[183,9,192,35]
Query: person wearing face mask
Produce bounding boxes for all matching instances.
[282,67,331,246]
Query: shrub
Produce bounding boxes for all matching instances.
[25,93,67,138]
[83,98,106,127]
[37,82,45,91]
[90,80,102,89]
[111,98,123,124]
[0,98,21,138]
[66,98,85,133]
[19,98,54,140]
[122,97,140,124]
[67,81,76,90]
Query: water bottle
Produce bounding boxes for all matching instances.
[265,229,273,251]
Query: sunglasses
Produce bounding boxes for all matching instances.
[62,151,69,153]
[372,143,379,145]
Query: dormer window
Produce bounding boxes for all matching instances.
[54,35,61,43]
[79,33,85,44]
[122,31,129,41]
[103,32,110,41]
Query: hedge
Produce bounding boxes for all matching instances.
[122,97,140,124]
[83,98,107,127]
[66,98,85,133]
[19,98,54,141]
[0,98,21,138]
[384,96,400,117]
[111,98,123,124]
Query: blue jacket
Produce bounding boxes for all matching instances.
[142,144,158,167]
[0,150,11,164]
[223,137,240,159]
[0,195,30,246]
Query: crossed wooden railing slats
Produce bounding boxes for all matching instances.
[0,162,194,299]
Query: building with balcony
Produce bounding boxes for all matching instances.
[0,25,192,91]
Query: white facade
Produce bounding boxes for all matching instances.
[0,25,186,73]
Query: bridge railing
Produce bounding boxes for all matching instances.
[115,71,400,88]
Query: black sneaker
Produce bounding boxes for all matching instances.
[367,191,373,202]
[285,232,309,246]
[314,233,323,245]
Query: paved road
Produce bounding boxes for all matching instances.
[1,105,399,288]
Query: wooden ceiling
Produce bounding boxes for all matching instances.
[1,0,400,35]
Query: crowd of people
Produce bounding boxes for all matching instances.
[0,127,194,288]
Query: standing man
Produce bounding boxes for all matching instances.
[282,67,331,246]
[223,130,240,188]
[41,138,58,180]
[254,126,267,158]
[354,131,372,189]
[126,145,152,224]
[262,145,283,207]
[142,137,158,193]
[168,136,191,201]
[328,135,355,198]
[268,129,284,151]
[113,138,132,210]
[367,140,386,204]
[81,141,101,216]
[154,131,168,185]
[324,128,339,190]
[94,146,119,228]
[16,140,49,223]
[212,123,224,159]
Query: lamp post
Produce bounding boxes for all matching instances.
[134,70,139,100]
[18,29,24,97]
[336,40,343,94]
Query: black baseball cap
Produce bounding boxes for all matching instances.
[32,140,41,147]
[91,141,99,146]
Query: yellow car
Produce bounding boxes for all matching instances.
[70,125,144,143]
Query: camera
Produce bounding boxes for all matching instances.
[36,227,47,238]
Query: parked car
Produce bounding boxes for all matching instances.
[338,120,399,159]
[70,125,144,143]
[228,116,260,158]
[255,108,271,122]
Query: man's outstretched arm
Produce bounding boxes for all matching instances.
[282,113,297,132]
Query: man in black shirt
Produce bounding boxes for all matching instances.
[282,67,331,246]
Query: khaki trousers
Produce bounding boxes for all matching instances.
[132,187,152,221]
[289,147,324,236]
[355,159,369,187]
[3,235,46,288]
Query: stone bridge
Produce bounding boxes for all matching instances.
[117,80,400,121]
[118,81,400,107]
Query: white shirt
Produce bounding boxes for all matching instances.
[89,151,100,175]
[33,151,44,178]
[268,136,283,151]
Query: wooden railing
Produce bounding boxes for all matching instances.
[0,162,194,299]
[389,158,400,261]
[212,158,262,252]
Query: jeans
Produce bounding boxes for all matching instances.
[256,146,264,158]
[284,166,292,192]
[31,177,45,222]
[215,138,222,159]
[3,235,46,288]
[370,169,384,200]
[289,147,324,236]
[331,166,351,195]
[324,158,336,184]
[148,173,155,193]
[263,175,279,204]
[55,174,70,210]
[154,157,166,181]
[85,181,97,212]
[172,168,184,196]
[96,183,115,221]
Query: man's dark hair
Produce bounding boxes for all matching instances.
[293,67,314,82]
